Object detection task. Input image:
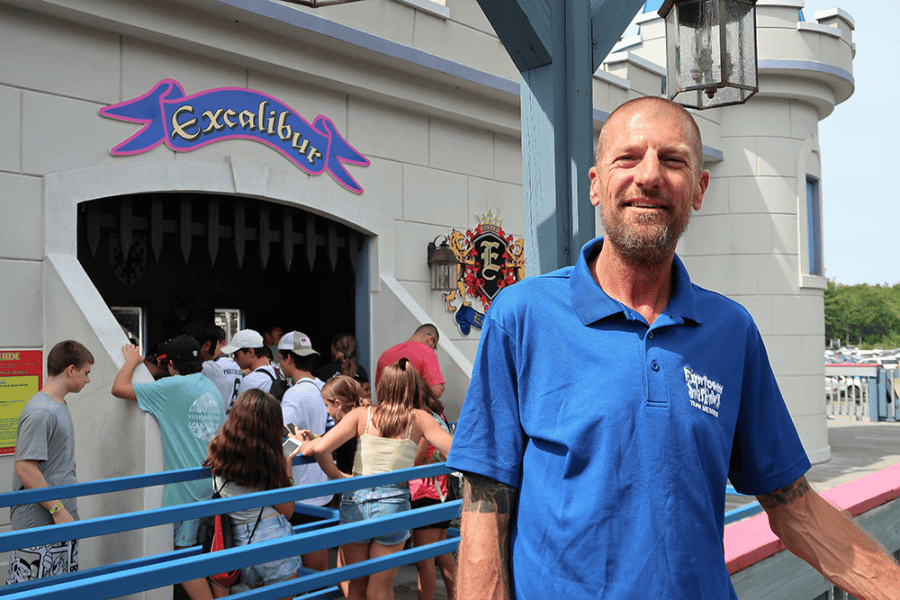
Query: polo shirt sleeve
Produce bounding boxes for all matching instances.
[728,328,811,495]
[447,311,524,489]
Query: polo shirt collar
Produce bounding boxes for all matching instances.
[569,237,701,327]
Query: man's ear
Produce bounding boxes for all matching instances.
[201,340,212,355]
[589,167,602,207]
[693,170,710,211]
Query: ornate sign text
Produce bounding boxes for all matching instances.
[100,79,369,194]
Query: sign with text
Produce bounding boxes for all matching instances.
[0,351,43,454]
[100,79,370,193]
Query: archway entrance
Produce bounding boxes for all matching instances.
[77,192,365,358]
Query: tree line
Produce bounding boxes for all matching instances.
[824,281,900,349]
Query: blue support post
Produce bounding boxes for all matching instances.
[871,369,884,422]
[476,0,645,275]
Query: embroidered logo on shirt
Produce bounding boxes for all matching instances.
[684,367,723,417]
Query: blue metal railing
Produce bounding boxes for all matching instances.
[0,460,783,596]
[724,485,763,525]
[0,459,460,600]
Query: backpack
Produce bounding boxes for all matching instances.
[256,367,289,402]
[198,480,263,590]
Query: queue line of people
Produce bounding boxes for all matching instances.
[7,324,455,600]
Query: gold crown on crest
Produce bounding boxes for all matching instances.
[476,209,502,232]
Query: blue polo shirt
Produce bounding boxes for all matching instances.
[447,237,810,599]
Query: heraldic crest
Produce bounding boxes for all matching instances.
[443,210,525,335]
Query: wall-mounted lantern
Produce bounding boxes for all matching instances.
[427,236,460,292]
[659,0,759,109]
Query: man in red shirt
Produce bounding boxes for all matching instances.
[375,324,444,399]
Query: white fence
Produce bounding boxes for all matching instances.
[825,364,900,422]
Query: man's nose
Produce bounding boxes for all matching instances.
[634,154,662,188]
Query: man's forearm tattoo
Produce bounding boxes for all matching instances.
[758,476,811,509]
[460,473,515,598]
[462,473,516,515]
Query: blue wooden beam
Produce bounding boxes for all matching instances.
[475,0,553,72]
[476,0,644,274]
[592,0,649,71]
[519,0,594,273]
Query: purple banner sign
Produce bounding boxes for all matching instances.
[100,79,369,194]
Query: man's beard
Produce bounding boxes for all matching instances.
[601,200,691,266]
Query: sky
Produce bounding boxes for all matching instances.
[800,1,900,286]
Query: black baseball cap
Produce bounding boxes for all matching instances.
[156,336,201,361]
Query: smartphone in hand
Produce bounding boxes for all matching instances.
[283,436,302,457]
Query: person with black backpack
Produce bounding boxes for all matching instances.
[222,329,287,399]
[276,331,330,573]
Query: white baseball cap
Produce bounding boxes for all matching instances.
[221,329,264,355]
[278,331,320,357]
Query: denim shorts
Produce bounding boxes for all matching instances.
[340,484,411,546]
[173,519,200,548]
[232,513,302,588]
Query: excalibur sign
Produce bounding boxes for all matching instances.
[99,79,370,194]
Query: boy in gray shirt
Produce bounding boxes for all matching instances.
[7,340,94,584]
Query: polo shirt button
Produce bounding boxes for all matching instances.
[647,331,654,340]
[651,361,660,372]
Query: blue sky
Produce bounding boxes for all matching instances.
[797,1,899,286]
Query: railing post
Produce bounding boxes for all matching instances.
[869,374,878,422]
[872,369,886,422]
[890,369,899,422]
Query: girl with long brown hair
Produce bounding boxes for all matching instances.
[298,359,453,600]
[203,389,301,599]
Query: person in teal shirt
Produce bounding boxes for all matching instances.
[113,335,224,600]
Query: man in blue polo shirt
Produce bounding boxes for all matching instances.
[447,97,900,600]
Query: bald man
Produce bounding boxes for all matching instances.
[448,97,900,600]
